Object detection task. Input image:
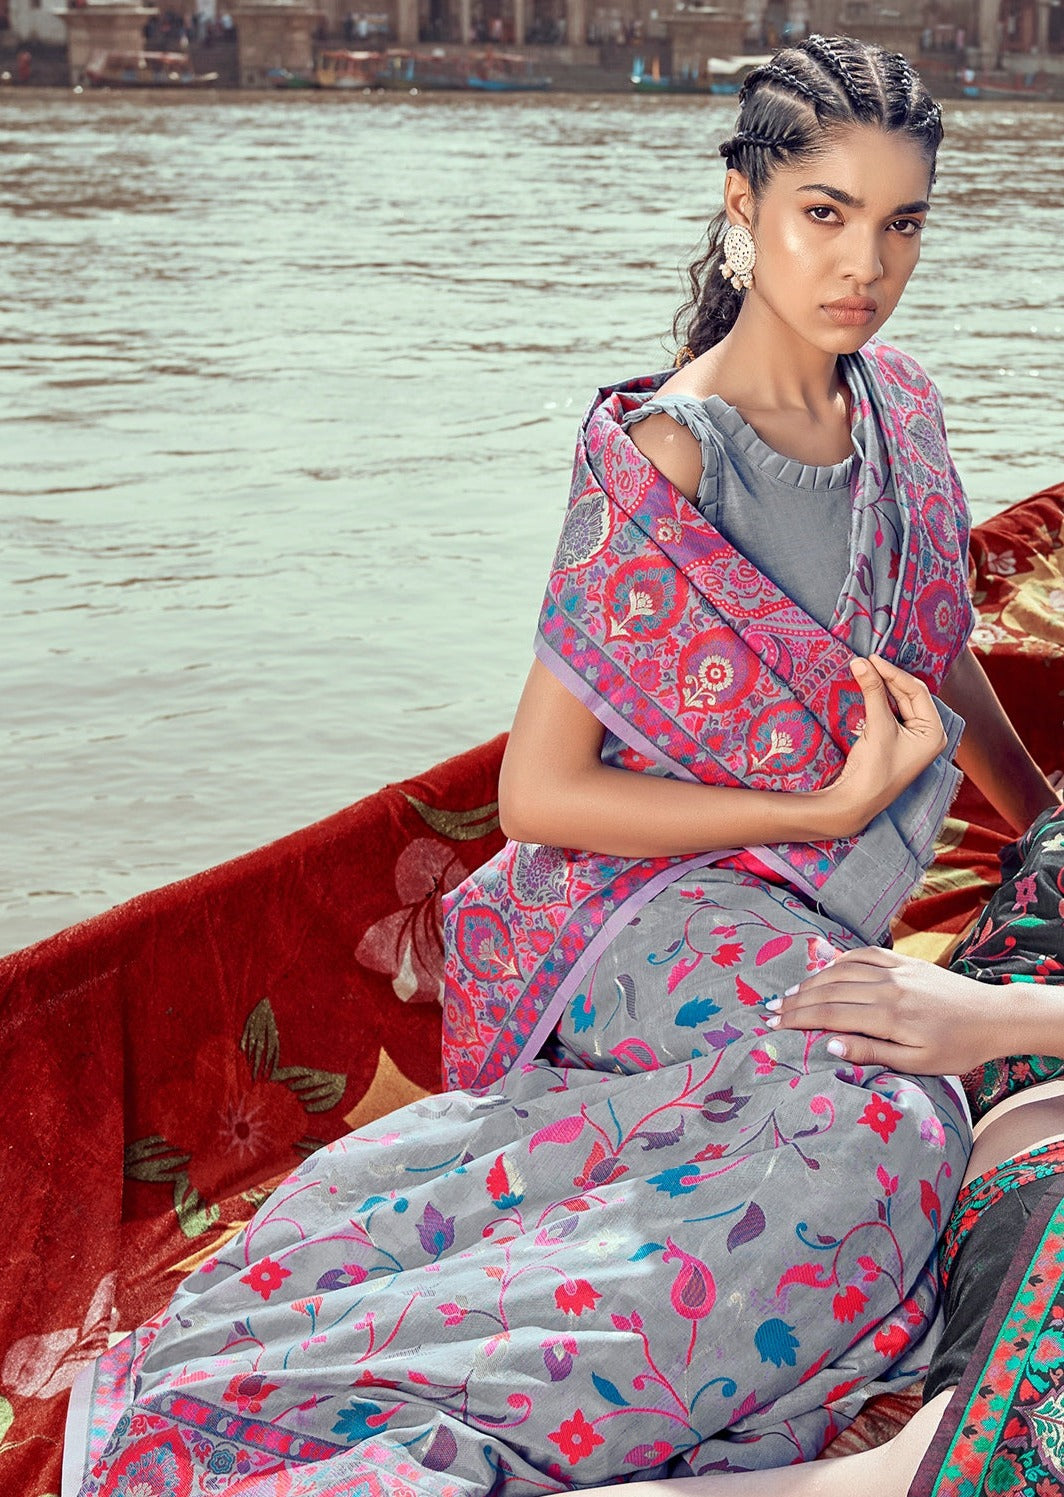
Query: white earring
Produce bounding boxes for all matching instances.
[720,224,756,291]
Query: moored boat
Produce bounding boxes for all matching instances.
[314,48,386,88]
[378,46,550,90]
[467,50,551,90]
[82,49,219,87]
[630,51,771,94]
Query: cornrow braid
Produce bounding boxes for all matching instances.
[802,33,880,119]
[880,49,918,125]
[673,35,946,360]
[739,60,826,111]
[718,128,802,159]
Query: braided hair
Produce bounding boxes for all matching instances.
[675,35,944,358]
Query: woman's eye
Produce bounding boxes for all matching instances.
[806,205,838,223]
[890,218,924,237]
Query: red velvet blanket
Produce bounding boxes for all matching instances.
[3,487,1063,1494]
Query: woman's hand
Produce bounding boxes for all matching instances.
[814,655,948,839]
[764,947,1010,1075]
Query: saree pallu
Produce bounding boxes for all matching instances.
[443,338,975,1092]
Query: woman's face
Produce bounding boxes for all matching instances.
[731,125,933,353]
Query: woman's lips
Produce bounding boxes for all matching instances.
[823,297,878,326]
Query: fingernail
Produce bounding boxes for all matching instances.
[784,984,799,997]
[826,1039,847,1057]
[763,996,782,1012]
[765,1015,779,1028]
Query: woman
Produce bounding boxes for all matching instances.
[68,36,1058,1497]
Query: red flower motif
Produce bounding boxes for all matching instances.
[831,1285,869,1324]
[241,1256,292,1301]
[876,1164,899,1195]
[223,1371,280,1413]
[873,1322,910,1359]
[547,1408,605,1465]
[859,1096,904,1143]
[712,942,744,969]
[554,1279,601,1317]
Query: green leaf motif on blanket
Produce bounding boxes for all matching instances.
[0,1395,13,1448]
[173,1176,220,1238]
[403,794,500,842]
[239,1002,345,1113]
[1029,1393,1064,1474]
[124,1140,218,1238]
[125,1136,192,1183]
[274,1065,346,1114]
[241,997,281,1082]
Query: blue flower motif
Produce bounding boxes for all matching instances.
[674,996,721,1028]
[570,991,596,1033]
[332,1400,383,1444]
[647,1165,701,1197]
[754,1318,800,1368]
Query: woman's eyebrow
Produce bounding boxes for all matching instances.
[797,183,931,214]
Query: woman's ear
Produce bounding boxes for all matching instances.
[723,168,755,229]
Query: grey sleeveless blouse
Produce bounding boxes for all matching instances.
[622,389,874,630]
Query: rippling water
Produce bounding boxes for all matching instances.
[3,90,1062,952]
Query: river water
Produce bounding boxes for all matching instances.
[3,90,1062,953]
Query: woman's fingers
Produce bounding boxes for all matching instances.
[866,654,945,743]
[778,946,901,997]
[849,657,898,741]
[811,1033,919,1070]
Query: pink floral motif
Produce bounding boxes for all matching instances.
[223,1372,280,1414]
[357,839,469,1003]
[240,1256,291,1301]
[859,1097,904,1143]
[554,1280,601,1317]
[547,1408,605,1465]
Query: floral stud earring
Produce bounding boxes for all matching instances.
[720,224,756,291]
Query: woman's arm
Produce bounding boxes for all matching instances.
[939,645,1059,832]
[501,413,948,858]
[499,647,947,857]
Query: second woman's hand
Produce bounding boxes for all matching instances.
[763,947,1021,1076]
[814,654,948,839]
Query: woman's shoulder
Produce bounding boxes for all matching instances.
[622,403,707,503]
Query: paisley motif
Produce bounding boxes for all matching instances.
[554,491,611,569]
[97,1433,194,1497]
[453,905,521,983]
[506,842,570,908]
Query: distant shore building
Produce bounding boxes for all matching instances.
[7,0,67,45]
[332,0,1063,75]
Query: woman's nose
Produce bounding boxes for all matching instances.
[842,230,884,286]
